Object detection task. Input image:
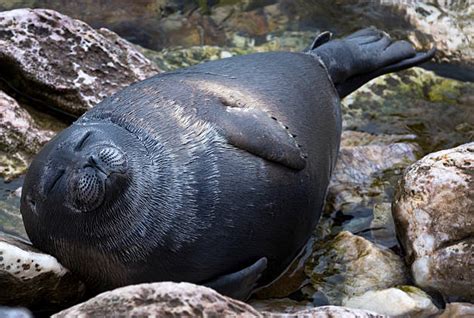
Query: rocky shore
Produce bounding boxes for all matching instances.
[0,2,472,317]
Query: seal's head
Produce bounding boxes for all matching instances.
[20,121,151,289]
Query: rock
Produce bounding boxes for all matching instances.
[304,231,409,306]
[0,1,225,50]
[0,91,59,180]
[342,68,474,155]
[53,282,260,317]
[392,1,473,68]
[252,299,387,317]
[140,30,315,72]
[393,142,473,302]
[0,233,85,310]
[438,302,474,318]
[281,306,386,318]
[327,131,419,214]
[0,8,159,117]
[343,286,440,318]
[52,280,386,317]
[278,0,473,69]
[250,298,313,314]
[0,307,32,318]
[322,131,420,247]
[141,45,241,72]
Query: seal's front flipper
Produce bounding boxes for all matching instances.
[308,27,436,98]
[205,257,268,301]
[215,106,306,171]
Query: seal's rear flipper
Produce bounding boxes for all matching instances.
[336,48,436,98]
[205,257,267,300]
[308,27,436,98]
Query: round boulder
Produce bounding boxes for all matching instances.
[393,142,473,302]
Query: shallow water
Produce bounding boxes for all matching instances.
[0,176,26,239]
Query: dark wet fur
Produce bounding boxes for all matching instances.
[21,28,434,300]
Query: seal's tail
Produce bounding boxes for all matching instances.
[307,27,436,98]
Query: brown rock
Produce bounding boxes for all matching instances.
[53,282,261,317]
[393,142,473,302]
[0,8,159,117]
[304,231,409,305]
[438,302,474,318]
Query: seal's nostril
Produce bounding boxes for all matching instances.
[88,155,98,166]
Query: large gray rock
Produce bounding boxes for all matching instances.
[304,231,409,306]
[0,8,159,117]
[393,142,473,302]
[0,233,85,309]
[53,282,260,317]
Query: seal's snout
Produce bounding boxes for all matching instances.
[71,145,128,212]
[88,146,127,176]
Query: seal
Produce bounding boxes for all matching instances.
[20,28,435,300]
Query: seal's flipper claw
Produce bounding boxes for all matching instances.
[205,257,268,301]
[309,31,332,50]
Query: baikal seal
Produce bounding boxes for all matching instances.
[21,28,435,300]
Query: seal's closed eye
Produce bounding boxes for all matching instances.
[75,130,93,151]
[46,169,65,195]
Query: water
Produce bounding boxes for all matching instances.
[0,176,27,239]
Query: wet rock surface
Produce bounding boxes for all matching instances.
[342,68,474,155]
[393,142,474,303]
[0,233,85,311]
[304,231,409,306]
[0,8,159,117]
[344,286,439,318]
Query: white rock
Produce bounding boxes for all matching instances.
[0,234,85,309]
[343,286,440,317]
